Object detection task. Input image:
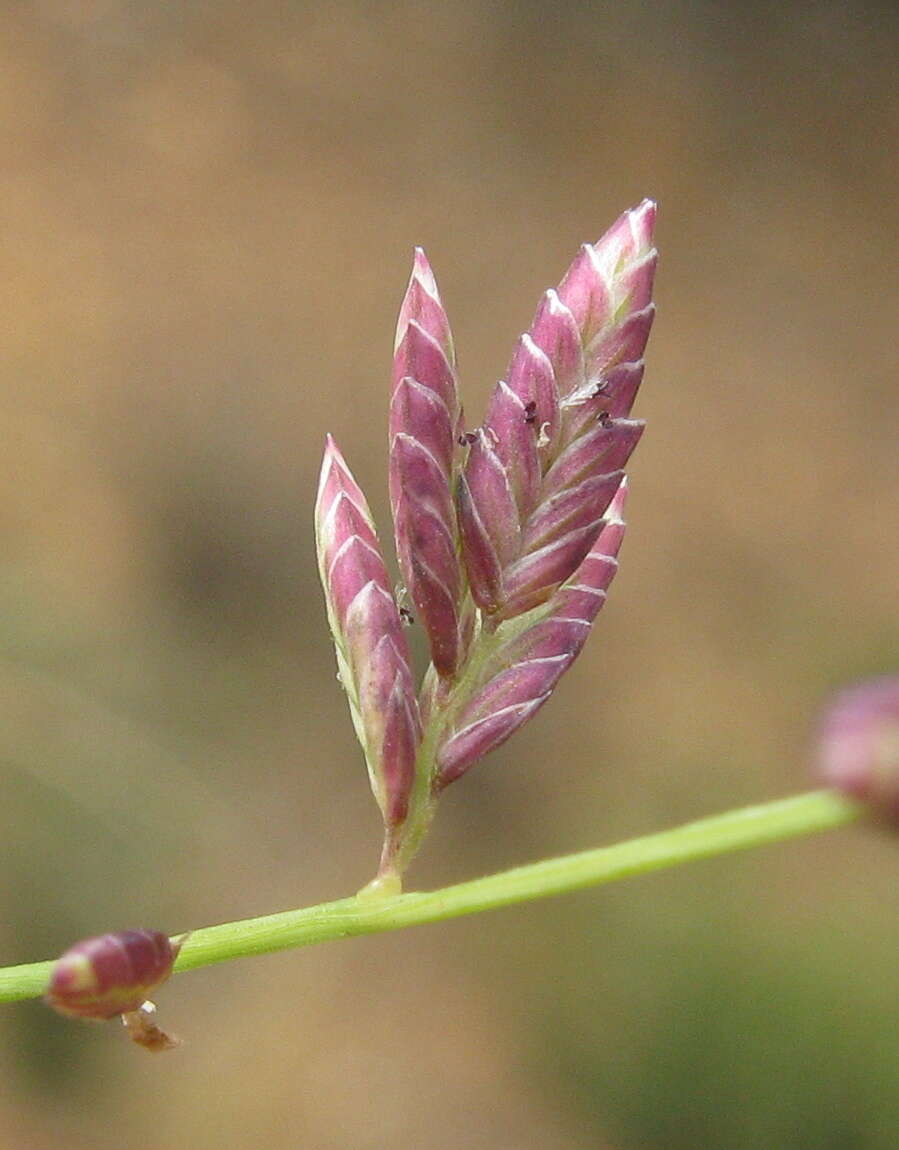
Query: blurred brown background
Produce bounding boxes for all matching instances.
[1,2,897,1147]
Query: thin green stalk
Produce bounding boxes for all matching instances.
[0,790,860,1005]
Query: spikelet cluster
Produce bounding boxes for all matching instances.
[315,202,657,880]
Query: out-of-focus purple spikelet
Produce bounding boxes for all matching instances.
[815,676,899,824]
[457,200,655,621]
[315,436,421,835]
[46,930,179,1021]
[390,249,468,678]
[46,929,183,1051]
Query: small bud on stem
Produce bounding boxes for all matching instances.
[815,676,899,824]
[45,930,182,1052]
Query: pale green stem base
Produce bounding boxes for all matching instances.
[0,790,861,1005]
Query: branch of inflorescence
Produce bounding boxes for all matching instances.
[0,789,860,1005]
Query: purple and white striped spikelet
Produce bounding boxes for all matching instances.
[315,436,421,837]
[316,201,656,878]
[438,201,656,782]
[46,929,182,1051]
[436,482,629,786]
[456,199,654,621]
[390,248,469,678]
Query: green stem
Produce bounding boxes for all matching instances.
[0,790,860,1005]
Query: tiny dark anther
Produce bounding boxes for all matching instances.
[458,431,478,446]
[596,410,613,428]
[399,606,415,626]
[523,400,538,425]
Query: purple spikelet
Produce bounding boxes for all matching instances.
[317,202,656,881]
[390,249,469,678]
[46,930,183,1051]
[315,436,421,845]
[457,200,655,620]
[46,930,180,1021]
[436,481,628,786]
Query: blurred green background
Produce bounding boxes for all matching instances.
[1,2,897,1147]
